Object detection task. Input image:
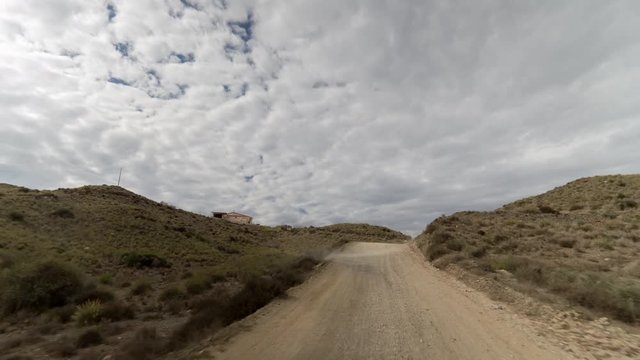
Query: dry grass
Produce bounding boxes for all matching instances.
[417,174,640,324]
[0,182,407,358]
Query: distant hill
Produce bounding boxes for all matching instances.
[0,183,407,359]
[416,174,640,324]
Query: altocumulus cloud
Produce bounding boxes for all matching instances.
[1,0,640,235]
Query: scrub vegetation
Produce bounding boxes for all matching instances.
[416,175,640,324]
[0,183,407,359]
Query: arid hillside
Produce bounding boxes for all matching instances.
[0,183,407,359]
[416,175,640,324]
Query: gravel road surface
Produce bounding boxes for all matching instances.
[207,242,568,360]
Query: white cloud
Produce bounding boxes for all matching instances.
[1,0,640,235]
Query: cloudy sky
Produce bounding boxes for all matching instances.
[1,1,640,235]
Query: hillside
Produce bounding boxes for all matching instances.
[416,175,640,324]
[0,183,407,359]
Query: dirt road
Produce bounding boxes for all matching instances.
[206,242,568,359]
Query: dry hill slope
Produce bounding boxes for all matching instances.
[0,183,407,359]
[416,175,640,323]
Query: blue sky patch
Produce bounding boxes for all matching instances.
[237,83,249,98]
[107,77,131,86]
[114,42,130,57]
[107,3,117,22]
[180,0,200,11]
[172,52,195,63]
[228,12,254,43]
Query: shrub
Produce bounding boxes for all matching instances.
[75,287,115,304]
[423,231,461,260]
[101,302,135,321]
[159,287,187,302]
[490,257,640,323]
[8,212,24,222]
[560,274,640,322]
[76,329,103,348]
[446,239,464,251]
[569,204,584,211]
[72,300,105,325]
[130,281,152,296]
[424,221,439,235]
[45,337,76,357]
[51,208,74,219]
[185,275,210,295]
[558,239,577,248]
[493,234,509,243]
[0,260,83,313]
[170,298,224,346]
[619,199,638,210]
[118,327,166,360]
[121,253,170,269]
[216,244,240,254]
[50,305,76,323]
[98,274,113,285]
[469,246,487,258]
[426,245,450,261]
[170,255,318,347]
[538,205,559,214]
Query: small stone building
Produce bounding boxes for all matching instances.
[212,211,252,225]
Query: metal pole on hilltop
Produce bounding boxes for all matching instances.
[117,168,123,186]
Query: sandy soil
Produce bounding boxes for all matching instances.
[203,242,570,360]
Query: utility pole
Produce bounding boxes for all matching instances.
[117,168,123,186]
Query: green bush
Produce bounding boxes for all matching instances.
[121,253,171,269]
[72,300,105,325]
[0,260,83,313]
[72,299,134,325]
